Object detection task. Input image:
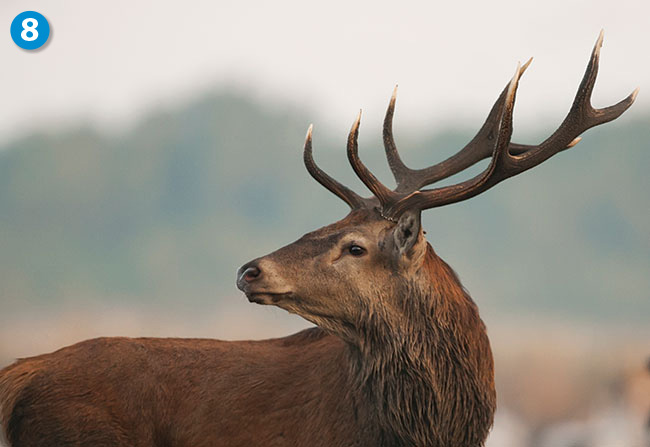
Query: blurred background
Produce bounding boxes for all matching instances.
[1,1,648,446]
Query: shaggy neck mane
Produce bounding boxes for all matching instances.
[347,244,495,447]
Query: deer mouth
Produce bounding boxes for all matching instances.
[246,292,293,305]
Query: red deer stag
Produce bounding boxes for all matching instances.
[0,32,637,447]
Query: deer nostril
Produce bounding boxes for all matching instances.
[237,262,263,290]
[242,266,261,281]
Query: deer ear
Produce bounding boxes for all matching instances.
[391,210,422,259]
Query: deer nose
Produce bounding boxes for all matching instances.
[236,261,262,291]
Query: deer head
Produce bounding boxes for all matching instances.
[236,32,637,344]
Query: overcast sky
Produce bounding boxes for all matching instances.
[1,0,647,144]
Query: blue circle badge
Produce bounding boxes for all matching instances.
[10,11,50,50]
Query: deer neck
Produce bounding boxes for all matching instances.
[347,244,496,447]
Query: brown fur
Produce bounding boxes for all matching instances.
[0,210,495,447]
[1,331,381,446]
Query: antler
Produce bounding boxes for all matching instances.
[304,31,638,220]
[303,125,371,209]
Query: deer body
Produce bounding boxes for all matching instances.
[0,32,636,447]
[0,330,379,446]
[0,230,494,447]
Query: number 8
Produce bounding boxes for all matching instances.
[21,18,39,42]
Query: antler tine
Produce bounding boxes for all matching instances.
[395,58,535,192]
[382,31,637,218]
[382,69,539,194]
[383,62,525,217]
[508,30,638,167]
[381,60,574,194]
[303,125,368,209]
[383,85,416,190]
[347,111,397,205]
[395,58,584,191]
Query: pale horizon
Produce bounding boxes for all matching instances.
[1,0,647,145]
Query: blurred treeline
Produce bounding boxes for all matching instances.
[0,91,648,325]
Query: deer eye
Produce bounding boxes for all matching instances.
[348,245,366,257]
